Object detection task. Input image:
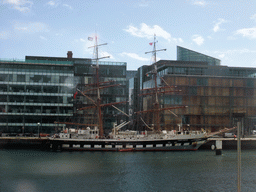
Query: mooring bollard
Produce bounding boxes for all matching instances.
[212,140,222,155]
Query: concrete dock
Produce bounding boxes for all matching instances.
[199,137,256,150]
[0,137,50,150]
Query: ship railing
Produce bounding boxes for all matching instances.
[176,130,205,135]
[114,121,130,131]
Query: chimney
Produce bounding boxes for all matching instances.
[67,51,73,58]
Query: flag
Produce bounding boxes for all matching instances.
[149,42,153,46]
[88,37,93,41]
[74,91,78,99]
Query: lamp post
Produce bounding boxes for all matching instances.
[237,122,241,192]
[37,122,40,138]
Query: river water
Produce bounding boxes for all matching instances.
[0,149,256,192]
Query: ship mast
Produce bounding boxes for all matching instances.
[145,34,166,132]
[90,35,109,138]
[55,35,127,135]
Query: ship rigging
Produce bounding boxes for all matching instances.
[137,34,187,132]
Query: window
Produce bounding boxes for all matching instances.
[43,75,51,83]
[0,74,8,81]
[197,78,208,86]
[17,75,25,82]
[247,79,254,87]
[168,67,173,74]
[189,87,197,95]
[30,75,42,83]
[60,76,67,83]
[164,96,182,105]
[9,74,13,81]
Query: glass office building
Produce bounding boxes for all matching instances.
[135,47,256,135]
[0,52,128,135]
[177,46,221,66]
[74,59,128,134]
[0,58,74,135]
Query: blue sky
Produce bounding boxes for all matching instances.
[1,0,256,70]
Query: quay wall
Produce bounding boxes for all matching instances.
[1,137,256,151]
[0,137,49,150]
[199,138,256,150]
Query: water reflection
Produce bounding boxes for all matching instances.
[1,150,256,192]
[15,180,37,192]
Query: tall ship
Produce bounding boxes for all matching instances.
[52,35,229,152]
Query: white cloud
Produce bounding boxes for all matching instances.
[120,52,149,61]
[173,37,184,43]
[213,18,227,32]
[55,33,63,36]
[47,1,72,9]
[47,1,55,6]
[2,0,33,12]
[46,0,60,7]
[63,4,72,9]
[13,21,49,33]
[40,36,47,40]
[236,27,256,39]
[124,23,182,43]
[80,38,86,42]
[210,48,256,64]
[193,0,207,6]
[218,54,225,59]
[192,35,204,45]
[214,49,256,56]
[227,35,237,40]
[100,51,114,59]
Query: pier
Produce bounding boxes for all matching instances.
[199,137,256,150]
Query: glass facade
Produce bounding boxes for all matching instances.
[135,47,256,135]
[0,60,74,135]
[0,56,128,135]
[128,76,139,130]
[177,46,221,66]
[73,60,128,133]
[159,75,256,134]
[228,68,256,78]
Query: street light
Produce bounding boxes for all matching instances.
[37,122,40,138]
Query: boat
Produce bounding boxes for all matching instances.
[51,34,231,152]
[118,148,135,152]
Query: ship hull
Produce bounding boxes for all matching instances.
[53,138,208,152]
